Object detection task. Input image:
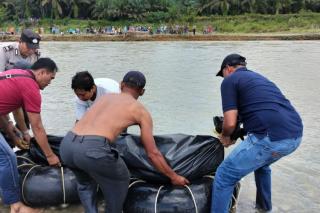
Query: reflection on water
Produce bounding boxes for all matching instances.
[2,41,320,212]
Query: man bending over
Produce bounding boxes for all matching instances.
[60,71,189,213]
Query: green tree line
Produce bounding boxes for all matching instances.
[0,0,319,22]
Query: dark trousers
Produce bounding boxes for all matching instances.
[60,132,130,213]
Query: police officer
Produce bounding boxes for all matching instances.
[0,28,40,72]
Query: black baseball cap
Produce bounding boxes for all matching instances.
[20,29,41,49]
[216,54,246,77]
[123,71,146,89]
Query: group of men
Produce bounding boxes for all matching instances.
[0,29,303,213]
[0,29,59,212]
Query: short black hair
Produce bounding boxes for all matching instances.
[122,71,146,89]
[71,71,95,91]
[31,58,58,73]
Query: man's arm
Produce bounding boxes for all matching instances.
[0,115,17,143]
[0,115,6,127]
[138,108,189,186]
[12,108,31,142]
[27,112,60,166]
[75,99,88,122]
[220,109,238,147]
[0,48,7,72]
[0,114,29,149]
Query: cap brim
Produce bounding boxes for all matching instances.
[216,69,223,77]
[26,43,39,49]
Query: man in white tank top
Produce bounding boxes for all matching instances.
[71,71,120,122]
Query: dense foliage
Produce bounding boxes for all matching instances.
[0,0,319,21]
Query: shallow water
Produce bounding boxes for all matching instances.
[1,41,320,212]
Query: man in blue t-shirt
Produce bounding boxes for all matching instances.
[211,54,303,213]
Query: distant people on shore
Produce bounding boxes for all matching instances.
[44,24,214,36]
[50,26,60,34]
[1,24,215,36]
[203,25,215,34]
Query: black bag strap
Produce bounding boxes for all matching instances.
[0,70,35,81]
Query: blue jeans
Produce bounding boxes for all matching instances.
[0,133,20,205]
[211,134,301,213]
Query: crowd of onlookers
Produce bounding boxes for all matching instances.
[53,24,216,35]
[0,24,216,36]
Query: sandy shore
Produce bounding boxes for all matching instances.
[1,32,320,42]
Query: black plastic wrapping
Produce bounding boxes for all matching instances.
[29,135,62,165]
[30,134,224,183]
[116,134,224,183]
[23,133,229,209]
[125,177,241,213]
[15,150,79,206]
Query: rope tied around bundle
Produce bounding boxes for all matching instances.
[17,154,70,206]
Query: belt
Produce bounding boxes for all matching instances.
[69,131,114,147]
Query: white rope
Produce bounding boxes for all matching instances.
[203,175,215,180]
[60,166,66,204]
[154,185,164,213]
[128,179,146,189]
[231,182,241,210]
[129,177,140,181]
[17,163,34,169]
[16,155,35,164]
[21,165,41,205]
[229,194,236,210]
[204,174,240,211]
[228,182,241,210]
[96,184,100,193]
[184,185,198,213]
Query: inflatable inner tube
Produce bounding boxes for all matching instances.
[124,176,241,213]
[16,150,79,207]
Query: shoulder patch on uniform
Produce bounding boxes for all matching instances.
[3,45,14,52]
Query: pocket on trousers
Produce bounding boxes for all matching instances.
[270,140,298,157]
[85,148,116,161]
[110,148,119,159]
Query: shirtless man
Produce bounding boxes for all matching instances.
[60,71,189,213]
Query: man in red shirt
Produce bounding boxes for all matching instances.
[0,58,60,213]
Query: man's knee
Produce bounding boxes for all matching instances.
[255,165,271,175]
[215,163,239,188]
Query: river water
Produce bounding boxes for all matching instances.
[1,41,320,212]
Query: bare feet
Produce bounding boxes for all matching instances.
[10,202,43,213]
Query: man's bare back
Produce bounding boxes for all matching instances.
[70,71,189,187]
[73,93,146,142]
[60,71,188,213]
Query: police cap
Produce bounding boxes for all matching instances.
[20,29,41,49]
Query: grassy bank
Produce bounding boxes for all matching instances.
[197,13,320,33]
[1,13,320,41]
[1,32,320,42]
